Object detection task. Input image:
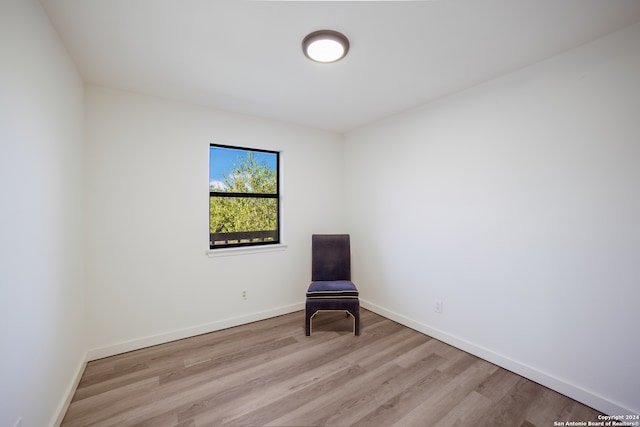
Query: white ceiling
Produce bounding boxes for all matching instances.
[41,0,640,133]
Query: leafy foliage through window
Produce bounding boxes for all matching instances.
[209,144,279,249]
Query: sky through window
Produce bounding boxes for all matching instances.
[209,146,277,190]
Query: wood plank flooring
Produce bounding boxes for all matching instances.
[61,309,601,426]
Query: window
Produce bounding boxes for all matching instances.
[209,144,280,249]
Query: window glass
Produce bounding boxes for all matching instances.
[209,144,279,249]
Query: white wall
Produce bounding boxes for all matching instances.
[344,22,640,415]
[84,86,345,357]
[0,1,86,427]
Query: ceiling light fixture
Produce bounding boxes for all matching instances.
[302,30,350,63]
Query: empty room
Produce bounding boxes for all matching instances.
[1,0,639,426]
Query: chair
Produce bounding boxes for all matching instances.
[305,234,360,336]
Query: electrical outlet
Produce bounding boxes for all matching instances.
[241,290,247,300]
[435,299,443,314]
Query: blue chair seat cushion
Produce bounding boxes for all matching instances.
[306,280,359,298]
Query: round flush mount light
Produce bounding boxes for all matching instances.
[302,30,350,63]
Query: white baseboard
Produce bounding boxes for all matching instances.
[86,302,304,361]
[360,299,635,417]
[51,352,87,427]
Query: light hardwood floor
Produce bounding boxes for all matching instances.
[61,309,601,426]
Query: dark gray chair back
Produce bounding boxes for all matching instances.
[312,234,351,281]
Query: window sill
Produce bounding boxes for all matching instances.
[206,243,287,257]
